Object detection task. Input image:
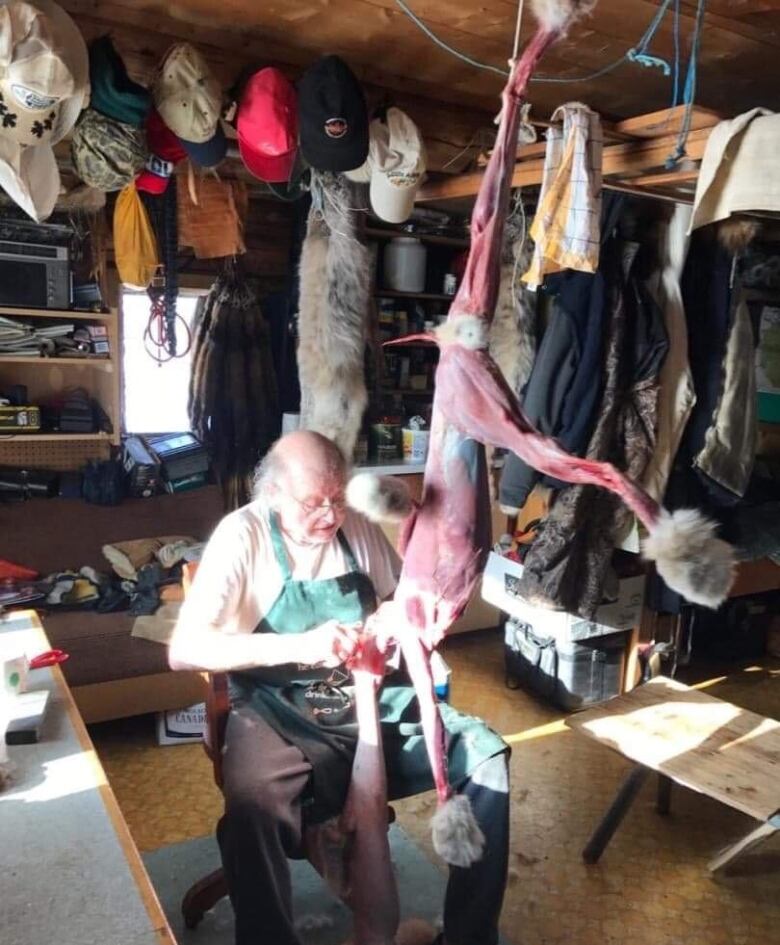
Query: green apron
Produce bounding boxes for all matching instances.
[231,513,505,822]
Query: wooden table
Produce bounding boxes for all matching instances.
[0,610,175,945]
[567,675,780,874]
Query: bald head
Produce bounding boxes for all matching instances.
[253,429,345,502]
[253,431,348,543]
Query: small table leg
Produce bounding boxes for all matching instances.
[656,774,673,815]
[583,765,650,864]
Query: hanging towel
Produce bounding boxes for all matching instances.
[689,108,778,232]
[522,102,603,290]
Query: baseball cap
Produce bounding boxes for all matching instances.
[298,55,368,173]
[368,108,426,224]
[135,108,186,195]
[237,67,297,183]
[89,35,151,127]
[153,43,222,144]
[178,126,227,168]
[0,0,89,221]
[71,107,147,192]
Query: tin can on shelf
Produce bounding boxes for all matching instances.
[370,419,402,462]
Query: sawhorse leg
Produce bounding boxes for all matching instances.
[656,774,673,815]
[582,765,650,864]
[708,815,780,876]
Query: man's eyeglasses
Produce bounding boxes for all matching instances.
[290,495,347,518]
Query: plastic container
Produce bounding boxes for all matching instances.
[281,413,300,434]
[402,427,430,463]
[504,618,627,711]
[384,237,427,293]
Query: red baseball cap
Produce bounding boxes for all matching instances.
[136,109,187,195]
[237,68,298,183]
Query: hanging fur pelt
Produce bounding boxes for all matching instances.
[189,264,280,510]
[297,172,370,460]
[488,200,537,396]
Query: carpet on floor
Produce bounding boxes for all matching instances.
[143,824,509,945]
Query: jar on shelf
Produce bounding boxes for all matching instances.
[384,237,427,293]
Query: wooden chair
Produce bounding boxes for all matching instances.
[181,669,232,928]
[179,562,395,930]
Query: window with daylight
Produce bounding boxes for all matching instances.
[122,291,203,434]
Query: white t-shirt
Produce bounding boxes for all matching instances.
[178,503,401,635]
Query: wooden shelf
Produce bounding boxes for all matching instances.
[0,432,113,442]
[375,290,453,301]
[0,356,114,371]
[379,386,434,396]
[743,289,780,304]
[365,226,469,248]
[0,306,114,321]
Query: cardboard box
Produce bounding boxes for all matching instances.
[156,701,206,746]
[481,551,645,643]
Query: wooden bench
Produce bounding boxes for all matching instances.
[567,676,780,875]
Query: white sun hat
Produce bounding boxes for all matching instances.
[0,0,89,220]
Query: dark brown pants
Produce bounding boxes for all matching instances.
[217,704,510,945]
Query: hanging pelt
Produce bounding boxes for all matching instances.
[189,263,280,510]
[297,171,370,461]
[488,199,537,396]
[487,199,537,500]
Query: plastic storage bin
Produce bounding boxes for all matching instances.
[384,237,427,292]
[504,618,627,711]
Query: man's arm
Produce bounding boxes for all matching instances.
[169,620,314,673]
[168,516,361,673]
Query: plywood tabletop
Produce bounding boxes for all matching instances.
[567,676,780,824]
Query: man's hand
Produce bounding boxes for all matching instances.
[301,620,363,668]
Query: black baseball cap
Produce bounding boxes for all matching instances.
[298,55,368,172]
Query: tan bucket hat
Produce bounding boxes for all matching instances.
[0,0,89,220]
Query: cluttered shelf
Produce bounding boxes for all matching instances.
[379,386,434,396]
[374,290,454,301]
[0,306,114,322]
[0,355,113,371]
[0,432,113,442]
[364,227,469,249]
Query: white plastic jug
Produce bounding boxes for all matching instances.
[384,237,427,293]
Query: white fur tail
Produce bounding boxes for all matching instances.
[530,0,597,33]
[642,509,736,609]
[431,794,485,868]
[346,473,414,524]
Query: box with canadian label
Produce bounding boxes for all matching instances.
[156,701,207,745]
[481,551,645,643]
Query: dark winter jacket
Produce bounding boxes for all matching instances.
[516,237,668,618]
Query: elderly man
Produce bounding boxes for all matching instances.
[169,430,509,945]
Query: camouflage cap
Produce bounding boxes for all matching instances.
[71,107,148,192]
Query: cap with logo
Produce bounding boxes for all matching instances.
[89,35,151,127]
[135,108,186,195]
[298,55,368,173]
[71,107,147,192]
[369,107,426,224]
[237,66,297,183]
[0,0,89,221]
[152,43,226,168]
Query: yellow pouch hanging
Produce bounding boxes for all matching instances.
[114,183,159,289]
